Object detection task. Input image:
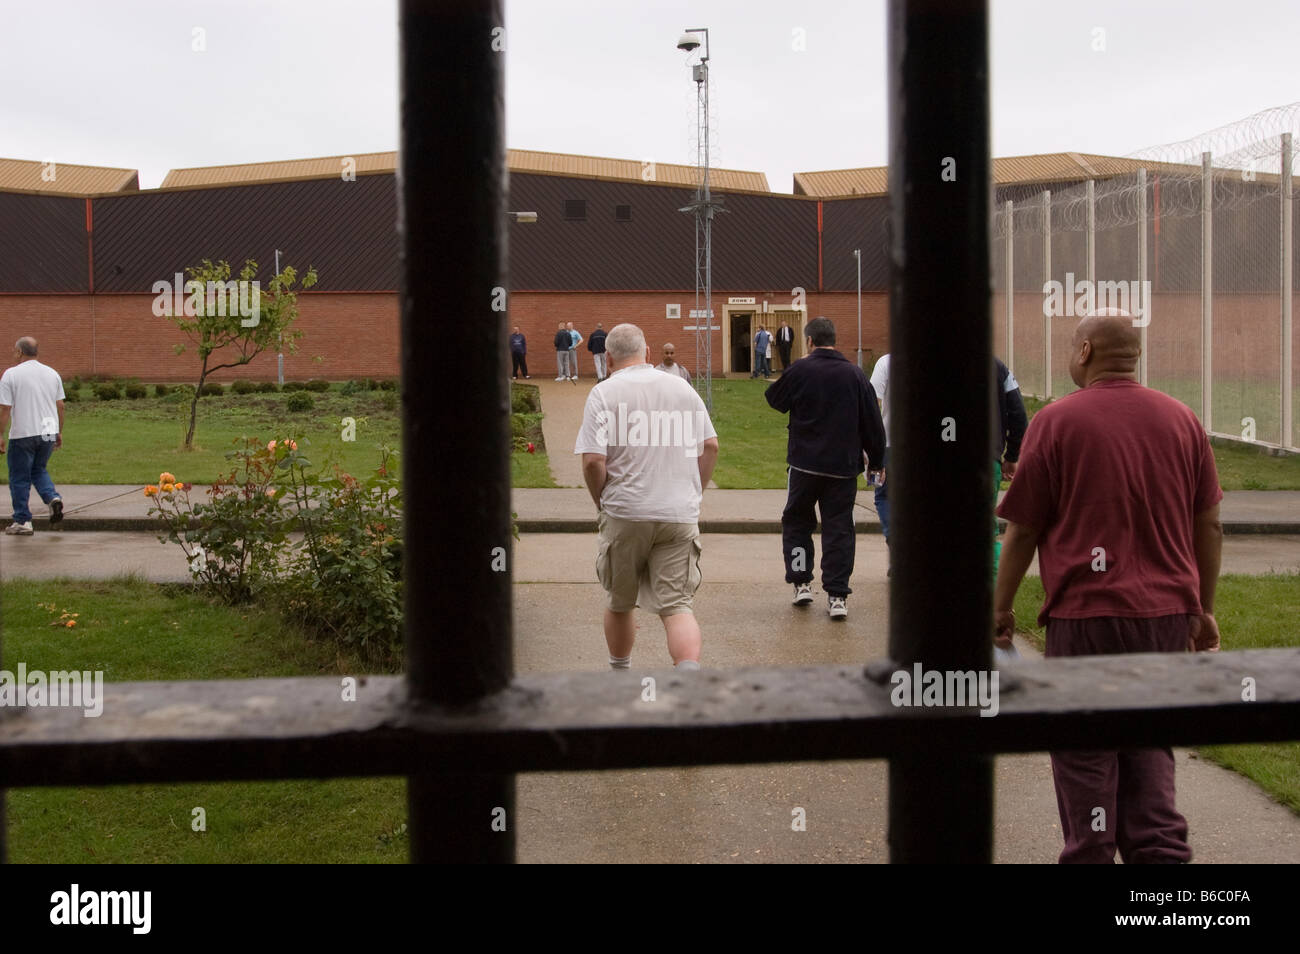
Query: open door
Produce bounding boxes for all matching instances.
[730,312,752,374]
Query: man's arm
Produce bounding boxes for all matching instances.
[0,404,9,453]
[55,399,64,448]
[581,453,607,510]
[1002,387,1028,477]
[993,519,1041,647]
[1190,503,1223,651]
[764,369,792,412]
[859,380,885,471]
[697,437,719,487]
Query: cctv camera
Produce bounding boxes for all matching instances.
[677,33,701,52]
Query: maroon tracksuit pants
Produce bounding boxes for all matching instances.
[1045,615,1194,864]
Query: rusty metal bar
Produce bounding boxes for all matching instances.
[399,0,514,863]
[2,651,1297,786]
[886,0,993,862]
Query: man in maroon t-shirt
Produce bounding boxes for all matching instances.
[994,312,1223,864]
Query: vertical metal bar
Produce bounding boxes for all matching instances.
[1282,134,1293,450]
[1202,152,1213,430]
[399,0,514,864]
[1139,168,1149,386]
[1086,178,1096,300]
[1004,199,1014,369]
[1043,190,1052,398]
[886,0,993,863]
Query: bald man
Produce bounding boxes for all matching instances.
[1,337,66,535]
[994,312,1222,864]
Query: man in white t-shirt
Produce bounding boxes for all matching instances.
[575,323,719,671]
[869,353,892,547]
[0,337,66,535]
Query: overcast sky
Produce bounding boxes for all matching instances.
[2,0,1297,191]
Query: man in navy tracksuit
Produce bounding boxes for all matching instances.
[765,317,885,620]
[992,357,1028,574]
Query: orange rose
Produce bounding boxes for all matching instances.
[144,485,159,497]
[65,620,76,628]
[268,440,277,452]
[161,482,175,493]
[159,472,176,484]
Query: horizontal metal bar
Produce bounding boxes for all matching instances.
[0,649,1296,787]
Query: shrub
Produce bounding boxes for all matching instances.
[230,380,259,395]
[65,376,81,392]
[305,379,331,393]
[256,381,279,393]
[366,378,380,391]
[378,378,397,391]
[286,391,315,412]
[163,385,194,405]
[340,379,364,397]
[199,382,224,397]
[379,392,397,412]
[282,381,306,392]
[95,383,121,401]
[64,389,81,403]
[154,383,171,397]
[124,384,147,400]
[510,387,540,414]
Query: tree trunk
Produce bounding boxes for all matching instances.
[185,365,207,449]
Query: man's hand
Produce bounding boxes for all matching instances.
[1188,613,1221,653]
[0,438,5,455]
[54,434,62,450]
[994,610,1015,648]
[1001,460,1016,480]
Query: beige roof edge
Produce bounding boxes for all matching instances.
[0,158,138,195]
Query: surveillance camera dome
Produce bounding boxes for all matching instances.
[677,33,701,51]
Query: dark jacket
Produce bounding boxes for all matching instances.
[995,358,1028,463]
[765,348,885,476]
[587,330,607,354]
[554,330,571,350]
[509,333,526,355]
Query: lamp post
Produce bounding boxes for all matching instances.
[854,248,863,369]
[676,27,724,412]
[275,248,283,386]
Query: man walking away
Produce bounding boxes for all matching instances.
[655,343,691,383]
[869,353,892,549]
[995,312,1222,864]
[554,322,571,380]
[509,326,530,379]
[766,317,885,620]
[991,356,1027,575]
[588,323,608,381]
[575,323,719,670]
[566,322,583,381]
[1,337,65,535]
[776,321,794,370]
[752,326,772,379]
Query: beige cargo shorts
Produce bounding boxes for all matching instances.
[594,511,703,616]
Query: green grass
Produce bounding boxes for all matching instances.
[1012,572,1300,816]
[707,380,790,488]
[3,576,407,863]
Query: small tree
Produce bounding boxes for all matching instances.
[164,258,318,449]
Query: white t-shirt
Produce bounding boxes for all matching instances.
[869,353,891,447]
[0,359,64,440]
[574,364,718,523]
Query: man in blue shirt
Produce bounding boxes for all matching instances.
[752,327,772,379]
[509,326,529,380]
[566,322,583,381]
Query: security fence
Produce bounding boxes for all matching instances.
[993,106,1298,451]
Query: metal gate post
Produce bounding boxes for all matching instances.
[399,0,515,863]
[886,0,994,863]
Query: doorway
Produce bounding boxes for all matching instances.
[730,312,752,374]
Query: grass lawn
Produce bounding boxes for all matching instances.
[3,576,407,863]
[1012,572,1300,816]
[2,383,556,488]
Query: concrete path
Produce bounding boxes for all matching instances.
[15,483,1300,536]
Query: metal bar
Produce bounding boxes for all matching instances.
[1043,189,1052,397]
[1139,168,1149,385]
[398,0,513,863]
[3,652,1298,786]
[886,0,993,863]
[1202,151,1213,429]
[1282,133,1293,450]
[1004,199,1013,369]
[1086,178,1096,291]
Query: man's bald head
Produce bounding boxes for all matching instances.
[15,337,37,357]
[1070,311,1141,387]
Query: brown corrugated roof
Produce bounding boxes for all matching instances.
[0,158,138,195]
[794,152,1210,197]
[161,149,770,193]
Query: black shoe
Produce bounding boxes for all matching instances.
[49,498,64,525]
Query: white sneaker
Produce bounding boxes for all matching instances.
[828,596,848,620]
[5,521,34,536]
[555,376,565,381]
[792,583,813,605]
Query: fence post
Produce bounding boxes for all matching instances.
[399,0,515,864]
[1086,178,1096,305]
[1139,168,1149,386]
[1202,151,1213,431]
[1043,189,1052,398]
[885,0,993,863]
[1282,133,1294,450]
[1005,199,1014,370]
